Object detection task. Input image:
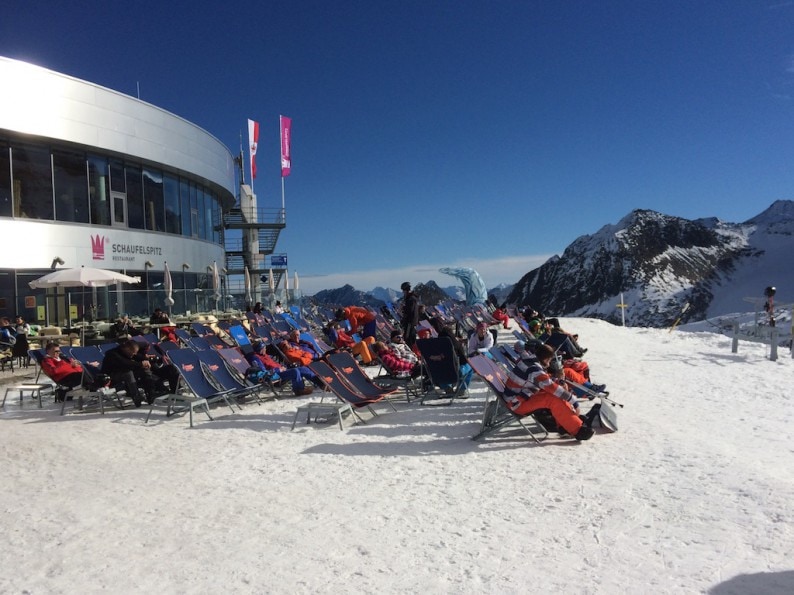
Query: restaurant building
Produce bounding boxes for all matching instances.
[0,56,238,324]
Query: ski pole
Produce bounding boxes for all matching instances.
[600,394,624,408]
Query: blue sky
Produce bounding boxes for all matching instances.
[3,1,794,294]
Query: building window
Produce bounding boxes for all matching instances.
[53,150,90,223]
[109,161,125,193]
[126,165,144,229]
[11,144,53,220]
[0,143,11,218]
[88,155,111,225]
[163,173,180,235]
[180,178,191,237]
[189,184,199,238]
[197,186,206,240]
[143,167,165,232]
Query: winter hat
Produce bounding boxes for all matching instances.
[400,282,411,291]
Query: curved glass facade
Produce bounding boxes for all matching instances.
[0,57,237,325]
[0,139,223,242]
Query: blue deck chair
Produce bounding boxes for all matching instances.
[217,347,288,399]
[145,348,235,427]
[190,322,215,337]
[65,346,128,414]
[185,336,212,351]
[299,332,330,358]
[308,360,392,423]
[269,318,293,335]
[280,312,301,331]
[195,350,264,404]
[173,328,193,347]
[468,354,547,444]
[415,337,469,405]
[325,351,398,406]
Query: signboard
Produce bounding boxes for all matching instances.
[37,306,45,322]
[271,254,288,267]
[25,296,36,309]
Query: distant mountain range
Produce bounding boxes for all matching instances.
[306,200,794,327]
[507,200,794,326]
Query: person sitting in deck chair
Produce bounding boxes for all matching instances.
[246,342,317,395]
[328,322,376,364]
[545,318,587,357]
[389,330,420,363]
[527,318,582,360]
[372,341,423,378]
[41,341,83,402]
[467,322,495,356]
[149,308,178,343]
[503,343,594,441]
[278,330,321,366]
[542,348,606,397]
[427,317,474,392]
[488,296,511,330]
[101,339,156,407]
[336,306,377,339]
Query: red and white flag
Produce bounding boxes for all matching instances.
[280,115,292,177]
[248,119,259,181]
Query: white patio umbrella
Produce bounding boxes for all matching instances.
[163,262,175,315]
[268,268,275,308]
[29,266,141,343]
[283,268,289,305]
[267,268,275,293]
[293,270,299,292]
[29,266,141,289]
[211,261,221,312]
[243,265,252,308]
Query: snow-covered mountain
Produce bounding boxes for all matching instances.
[507,200,794,327]
[369,286,400,303]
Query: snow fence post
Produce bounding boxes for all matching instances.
[770,329,778,361]
[731,323,739,354]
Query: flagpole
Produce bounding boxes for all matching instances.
[239,130,245,187]
[281,177,285,212]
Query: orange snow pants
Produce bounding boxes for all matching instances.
[512,391,583,436]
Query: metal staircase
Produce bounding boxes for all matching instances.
[222,206,286,277]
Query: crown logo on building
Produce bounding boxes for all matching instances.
[91,234,106,260]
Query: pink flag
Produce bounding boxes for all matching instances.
[280,115,292,177]
[248,119,259,180]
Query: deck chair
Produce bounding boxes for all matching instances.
[488,345,513,368]
[468,354,547,444]
[325,351,398,406]
[269,318,293,335]
[190,322,215,337]
[64,346,128,415]
[415,337,468,405]
[145,348,235,427]
[308,360,394,423]
[227,324,255,352]
[173,328,193,347]
[216,347,289,399]
[195,350,264,404]
[372,350,424,402]
[185,336,212,351]
[299,332,331,358]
